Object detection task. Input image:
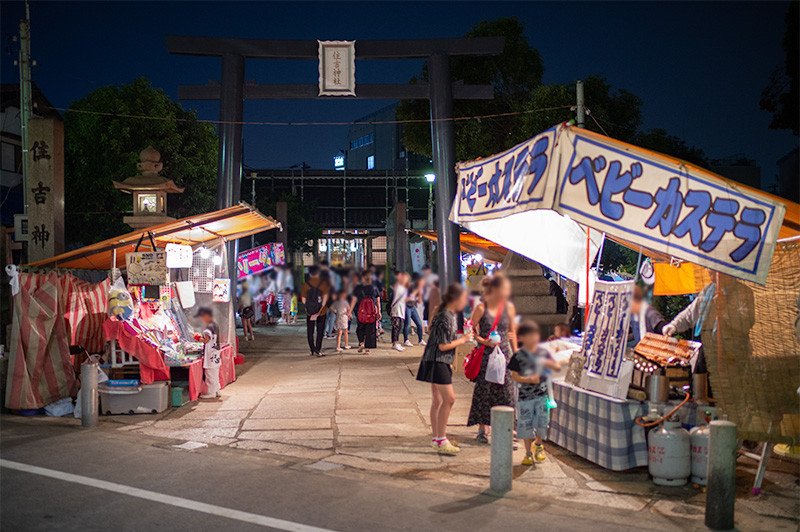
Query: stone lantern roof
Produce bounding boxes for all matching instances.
[112,146,185,194]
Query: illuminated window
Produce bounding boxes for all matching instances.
[138,193,158,213]
[367,155,375,170]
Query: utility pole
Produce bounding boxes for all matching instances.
[17,1,32,215]
[576,79,585,129]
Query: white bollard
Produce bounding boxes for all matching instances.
[490,405,514,494]
[705,420,737,530]
[80,362,98,428]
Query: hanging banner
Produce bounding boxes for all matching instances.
[579,280,635,399]
[318,40,356,97]
[451,124,786,284]
[237,243,286,279]
[409,242,425,273]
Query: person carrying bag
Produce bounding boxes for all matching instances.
[463,300,504,381]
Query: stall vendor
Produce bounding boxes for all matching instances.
[194,307,221,399]
[627,286,667,347]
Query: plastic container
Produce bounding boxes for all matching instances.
[99,381,169,415]
[171,381,190,407]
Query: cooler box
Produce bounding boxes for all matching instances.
[171,381,190,407]
[99,381,169,415]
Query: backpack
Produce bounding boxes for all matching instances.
[357,296,379,324]
[305,282,323,315]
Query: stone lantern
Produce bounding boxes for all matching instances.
[113,146,184,230]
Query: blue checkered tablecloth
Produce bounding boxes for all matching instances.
[548,380,648,471]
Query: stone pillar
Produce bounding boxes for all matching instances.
[394,202,407,272]
[27,118,64,263]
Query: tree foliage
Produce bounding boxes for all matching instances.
[760,1,799,136]
[397,17,544,161]
[64,77,218,246]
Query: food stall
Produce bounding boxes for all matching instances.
[449,122,799,479]
[12,203,279,412]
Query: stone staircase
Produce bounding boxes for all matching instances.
[502,252,569,337]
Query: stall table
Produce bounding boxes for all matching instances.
[548,380,648,471]
[103,319,236,401]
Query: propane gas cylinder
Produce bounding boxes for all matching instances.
[648,417,691,486]
[690,423,710,486]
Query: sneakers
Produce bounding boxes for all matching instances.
[522,453,534,466]
[343,345,352,350]
[392,343,405,352]
[475,431,489,444]
[336,347,343,352]
[404,340,414,347]
[534,445,546,462]
[420,339,427,346]
[436,440,460,455]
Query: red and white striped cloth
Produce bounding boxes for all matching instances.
[62,276,110,354]
[6,272,77,410]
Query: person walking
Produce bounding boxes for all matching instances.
[467,273,518,444]
[404,274,426,347]
[350,270,380,354]
[301,265,330,357]
[416,283,472,455]
[238,282,255,341]
[390,272,408,352]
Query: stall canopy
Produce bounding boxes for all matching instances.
[24,203,280,271]
[409,230,508,263]
[451,123,788,285]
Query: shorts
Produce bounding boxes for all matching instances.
[416,360,452,385]
[291,311,297,316]
[516,396,549,440]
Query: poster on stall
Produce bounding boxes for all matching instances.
[212,278,231,303]
[451,123,786,284]
[579,280,635,399]
[126,252,168,286]
[237,243,286,279]
[410,242,425,273]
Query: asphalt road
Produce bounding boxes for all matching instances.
[0,416,688,532]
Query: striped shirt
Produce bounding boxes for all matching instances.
[421,309,458,365]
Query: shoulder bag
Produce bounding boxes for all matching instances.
[463,301,505,382]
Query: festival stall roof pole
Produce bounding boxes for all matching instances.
[450,123,787,285]
[24,202,280,271]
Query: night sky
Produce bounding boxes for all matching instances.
[1,1,795,189]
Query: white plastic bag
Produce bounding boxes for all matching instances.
[485,346,507,385]
[44,397,74,417]
[108,276,134,320]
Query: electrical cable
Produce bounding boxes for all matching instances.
[39,104,575,127]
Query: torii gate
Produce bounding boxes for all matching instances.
[166,35,505,287]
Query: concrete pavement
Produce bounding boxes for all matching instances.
[2,321,798,531]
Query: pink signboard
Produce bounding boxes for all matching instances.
[237,243,285,279]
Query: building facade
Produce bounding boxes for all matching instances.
[342,104,428,172]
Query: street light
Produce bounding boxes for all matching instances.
[424,174,435,231]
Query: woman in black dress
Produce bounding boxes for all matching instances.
[417,283,472,455]
[467,273,518,443]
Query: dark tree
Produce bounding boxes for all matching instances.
[760,1,799,136]
[64,78,217,246]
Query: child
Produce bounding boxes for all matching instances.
[290,290,299,325]
[508,320,561,464]
[329,289,351,352]
[324,291,338,338]
[282,288,293,325]
[416,283,472,455]
[194,307,221,399]
[548,322,571,341]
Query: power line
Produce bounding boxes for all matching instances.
[41,104,575,127]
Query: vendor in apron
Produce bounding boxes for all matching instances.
[627,286,667,348]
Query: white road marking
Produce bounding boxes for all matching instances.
[1,459,337,532]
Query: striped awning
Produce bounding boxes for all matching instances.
[25,203,280,271]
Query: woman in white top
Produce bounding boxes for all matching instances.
[390,272,408,351]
